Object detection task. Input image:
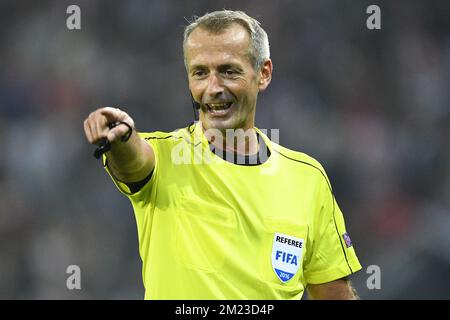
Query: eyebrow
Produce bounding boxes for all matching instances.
[189,63,244,72]
[189,64,207,72]
[218,64,244,72]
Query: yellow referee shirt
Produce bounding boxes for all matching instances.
[103,123,362,299]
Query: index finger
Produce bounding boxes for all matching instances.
[99,107,126,123]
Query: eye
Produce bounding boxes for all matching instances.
[222,69,240,79]
[192,70,206,78]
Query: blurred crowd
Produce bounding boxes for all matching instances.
[0,0,448,299]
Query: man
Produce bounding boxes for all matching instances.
[83,10,362,300]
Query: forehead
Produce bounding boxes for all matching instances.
[185,23,252,67]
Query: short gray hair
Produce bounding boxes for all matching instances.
[183,10,270,70]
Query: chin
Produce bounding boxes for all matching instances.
[201,115,233,130]
[204,121,232,132]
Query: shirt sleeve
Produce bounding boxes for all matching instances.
[303,170,362,285]
[102,134,159,204]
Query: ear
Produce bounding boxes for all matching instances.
[258,59,273,92]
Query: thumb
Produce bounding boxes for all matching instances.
[107,122,133,143]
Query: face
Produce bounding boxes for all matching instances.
[185,23,272,132]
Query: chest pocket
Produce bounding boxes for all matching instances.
[173,195,237,272]
[258,217,309,291]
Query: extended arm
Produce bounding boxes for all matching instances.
[83,107,155,183]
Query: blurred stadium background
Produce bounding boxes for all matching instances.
[0,0,448,299]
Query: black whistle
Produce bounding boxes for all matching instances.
[93,121,134,160]
[93,122,118,159]
[93,138,112,159]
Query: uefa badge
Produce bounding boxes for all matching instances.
[342,232,353,248]
[271,233,304,283]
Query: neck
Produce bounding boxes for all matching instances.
[202,125,259,155]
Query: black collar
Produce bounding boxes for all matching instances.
[208,132,271,166]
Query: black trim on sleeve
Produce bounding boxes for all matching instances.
[125,169,154,194]
[144,135,179,140]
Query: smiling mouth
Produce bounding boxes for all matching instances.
[205,102,233,116]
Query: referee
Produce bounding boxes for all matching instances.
[83,10,362,299]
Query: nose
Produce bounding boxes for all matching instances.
[204,72,224,98]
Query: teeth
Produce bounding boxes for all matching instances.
[206,103,232,110]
